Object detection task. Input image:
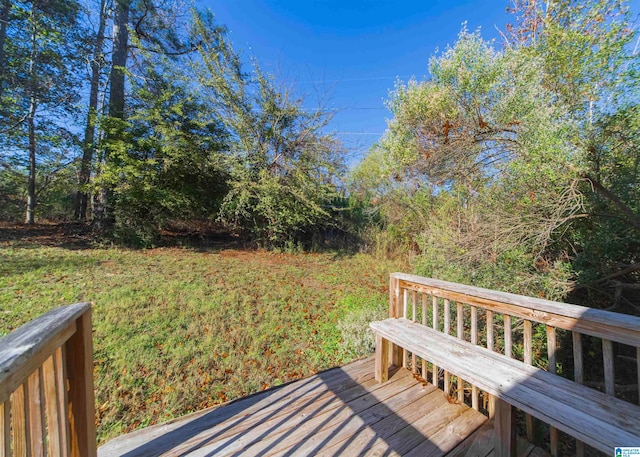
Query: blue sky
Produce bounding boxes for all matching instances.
[201,0,639,164]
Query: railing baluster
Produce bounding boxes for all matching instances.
[444,299,450,394]
[504,315,512,358]
[389,276,401,367]
[27,370,45,457]
[432,295,439,387]
[486,310,494,351]
[457,303,464,403]
[572,332,584,457]
[411,291,417,374]
[547,326,558,456]
[602,339,615,396]
[55,347,70,457]
[422,294,428,379]
[402,288,408,368]
[43,355,62,457]
[12,382,30,457]
[471,306,478,411]
[1,399,10,457]
[524,320,533,442]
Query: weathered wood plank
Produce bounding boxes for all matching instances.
[12,382,30,457]
[572,332,584,457]
[433,295,439,388]
[471,306,479,411]
[504,315,512,358]
[401,408,488,457]
[0,303,86,404]
[64,309,97,457]
[389,276,402,367]
[457,302,465,403]
[394,273,640,347]
[43,355,63,457]
[546,326,558,455]
[186,371,419,457]
[422,294,428,378]
[524,320,533,442]
[487,310,494,352]
[302,385,449,457]
[493,398,516,457]
[55,347,70,457]
[412,291,418,374]
[370,319,640,453]
[603,339,615,396]
[375,335,389,383]
[27,370,44,457]
[98,358,396,457]
[315,384,444,456]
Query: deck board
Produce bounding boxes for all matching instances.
[99,357,488,457]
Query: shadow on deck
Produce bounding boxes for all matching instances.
[98,357,490,457]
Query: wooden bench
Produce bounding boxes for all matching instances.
[370,318,640,455]
[371,273,640,456]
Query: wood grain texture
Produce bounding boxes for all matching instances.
[12,382,30,457]
[493,399,516,457]
[375,335,389,383]
[0,303,88,405]
[43,355,63,457]
[504,315,512,358]
[603,339,615,396]
[64,310,97,457]
[487,310,494,352]
[457,303,465,403]
[423,294,428,378]
[27,370,44,457]
[55,347,70,457]
[393,273,640,347]
[370,318,640,453]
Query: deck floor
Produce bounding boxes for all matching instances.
[98,357,490,457]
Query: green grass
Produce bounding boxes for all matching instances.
[0,235,401,444]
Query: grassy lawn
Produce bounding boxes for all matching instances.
[0,224,402,444]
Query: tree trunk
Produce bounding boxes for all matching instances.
[25,97,37,224]
[108,0,129,120]
[0,0,10,101]
[95,0,130,227]
[25,5,38,225]
[75,0,107,221]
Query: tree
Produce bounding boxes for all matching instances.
[0,0,85,224]
[192,13,345,247]
[74,0,109,221]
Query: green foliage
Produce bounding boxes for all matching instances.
[190,14,345,248]
[354,2,639,303]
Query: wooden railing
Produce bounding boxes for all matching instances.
[0,303,96,457]
[389,273,640,456]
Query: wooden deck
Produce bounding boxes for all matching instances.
[98,357,491,457]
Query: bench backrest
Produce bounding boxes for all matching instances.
[389,273,640,453]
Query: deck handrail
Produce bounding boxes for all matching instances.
[389,273,640,456]
[0,303,96,457]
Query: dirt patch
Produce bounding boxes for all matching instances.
[0,222,95,249]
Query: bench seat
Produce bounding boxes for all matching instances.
[370,318,640,453]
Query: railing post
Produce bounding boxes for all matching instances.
[389,275,402,367]
[494,398,517,457]
[64,308,97,457]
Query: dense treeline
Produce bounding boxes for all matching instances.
[352,0,639,307]
[0,0,638,308]
[0,0,347,248]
